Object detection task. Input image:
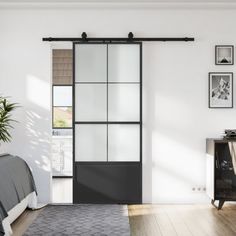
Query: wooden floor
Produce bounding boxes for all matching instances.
[12,203,236,236]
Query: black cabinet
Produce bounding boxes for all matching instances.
[206,139,236,209]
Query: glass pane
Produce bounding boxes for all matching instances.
[215,143,236,200]
[53,107,72,128]
[75,44,107,82]
[75,84,107,121]
[108,125,140,161]
[75,124,107,161]
[108,44,140,82]
[53,86,72,107]
[108,84,139,121]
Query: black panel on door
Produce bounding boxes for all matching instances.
[74,162,142,204]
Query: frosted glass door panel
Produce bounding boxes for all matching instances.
[75,44,107,82]
[108,125,140,161]
[108,84,140,121]
[108,44,140,82]
[75,84,107,121]
[53,86,72,106]
[75,125,107,161]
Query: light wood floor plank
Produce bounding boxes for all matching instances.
[11,208,43,236]
[217,204,236,232]
[164,205,193,236]
[130,206,162,236]
[154,211,178,236]
[201,205,236,236]
[175,205,210,236]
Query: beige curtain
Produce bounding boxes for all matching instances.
[228,142,236,175]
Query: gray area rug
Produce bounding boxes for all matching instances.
[23,204,130,236]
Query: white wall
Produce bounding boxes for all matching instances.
[1,6,236,203]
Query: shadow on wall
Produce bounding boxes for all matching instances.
[25,109,51,202]
[4,74,52,203]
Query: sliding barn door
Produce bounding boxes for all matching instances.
[73,42,142,203]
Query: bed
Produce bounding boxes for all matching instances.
[0,154,38,236]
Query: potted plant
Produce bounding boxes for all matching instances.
[0,96,18,144]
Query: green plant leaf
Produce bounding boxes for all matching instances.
[0,96,18,144]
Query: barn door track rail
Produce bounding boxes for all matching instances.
[42,32,194,42]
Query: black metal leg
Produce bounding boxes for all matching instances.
[211,199,225,210]
[211,199,215,206]
[218,200,225,210]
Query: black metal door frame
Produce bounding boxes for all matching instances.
[72,41,142,203]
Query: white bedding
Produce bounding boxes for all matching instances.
[2,191,38,236]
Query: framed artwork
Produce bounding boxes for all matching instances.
[209,72,233,108]
[215,45,234,65]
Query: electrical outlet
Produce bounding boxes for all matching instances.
[192,186,206,192]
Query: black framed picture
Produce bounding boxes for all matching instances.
[209,72,233,108]
[215,45,234,65]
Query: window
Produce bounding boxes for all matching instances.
[52,49,73,128]
[53,106,72,128]
[52,49,73,178]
